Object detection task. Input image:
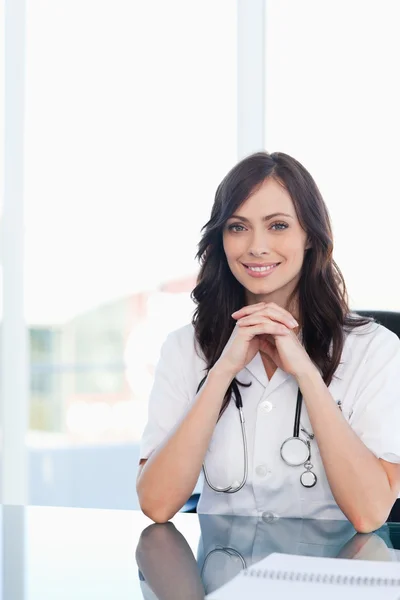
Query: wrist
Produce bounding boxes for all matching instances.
[293,362,321,385]
[209,361,236,383]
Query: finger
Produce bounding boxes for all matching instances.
[233,304,298,327]
[259,338,279,362]
[239,322,289,339]
[231,302,266,319]
[232,302,298,327]
[237,313,297,330]
[268,302,299,326]
[262,333,277,347]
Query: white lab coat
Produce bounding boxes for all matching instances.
[139,316,400,519]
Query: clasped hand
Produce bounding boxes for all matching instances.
[216,302,317,380]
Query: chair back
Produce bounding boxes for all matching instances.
[355,310,400,338]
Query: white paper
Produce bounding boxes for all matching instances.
[206,552,400,600]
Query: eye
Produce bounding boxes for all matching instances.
[227,223,246,233]
[270,222,288,231]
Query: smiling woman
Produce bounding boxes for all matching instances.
[136,151,400,531]
[192,152,364,404]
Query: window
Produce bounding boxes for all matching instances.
[23,0,236,507]
[265,0,400,310]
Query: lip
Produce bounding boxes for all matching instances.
[243,262,280,267]
[242,262,280,278]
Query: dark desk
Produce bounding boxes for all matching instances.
[1,505,399,599]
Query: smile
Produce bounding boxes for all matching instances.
[242,263,281,278]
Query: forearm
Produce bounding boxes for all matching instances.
[137,366,233,522]
[296,367,394,533]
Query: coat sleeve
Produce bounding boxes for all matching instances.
[349,327,400,464]
[139,330,191,460]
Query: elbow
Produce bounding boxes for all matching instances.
[137,489,177,524]
[349,507,390,534]
[141,504,174,524]
[136,475,184,523]
[352,518,382,534]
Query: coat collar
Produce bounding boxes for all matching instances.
[244,351,291,395]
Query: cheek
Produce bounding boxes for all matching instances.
[281,238,307,261]
[223,236,245,260]
[275,245,306,275]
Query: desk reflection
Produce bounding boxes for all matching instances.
[136,515,395,600]
[136,522,205,600]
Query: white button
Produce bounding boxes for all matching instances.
[260,400,274,413]
[255,464,269,477]
[261,511,279,523]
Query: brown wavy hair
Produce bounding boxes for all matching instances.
[191,151,374,416]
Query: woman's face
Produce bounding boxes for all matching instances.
[222,177,310,309]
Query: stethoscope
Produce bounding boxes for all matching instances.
[201,546,247,576]
[203,388,318,493]
[200,546,247,596]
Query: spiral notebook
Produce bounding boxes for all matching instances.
[206,552,400,599]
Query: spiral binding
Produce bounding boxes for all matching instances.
[243,568,400,587]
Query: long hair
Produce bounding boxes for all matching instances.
[191,151,374,417]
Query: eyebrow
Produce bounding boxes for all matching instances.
[227,212,294,222]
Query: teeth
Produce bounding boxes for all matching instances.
[247,264,277,272]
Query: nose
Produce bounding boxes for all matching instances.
[248,230,271,257]
[249,247,269,257]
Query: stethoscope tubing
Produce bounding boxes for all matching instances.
[203,405,248,493]
[203,388,309,493]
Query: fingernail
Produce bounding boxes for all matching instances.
[291,320,299,327]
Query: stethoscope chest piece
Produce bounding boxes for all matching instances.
[300,462,318,488]
[280,388,318,488]
[280,436,310,466]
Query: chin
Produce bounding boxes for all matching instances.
[251,285,280,297]
[242,280,279,296]
[242,274,296,300]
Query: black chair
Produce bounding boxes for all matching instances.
[181,492,200,513]
[182,310,400,522]
[356,310,400,336]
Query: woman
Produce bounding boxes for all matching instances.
[136,151,400,532]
